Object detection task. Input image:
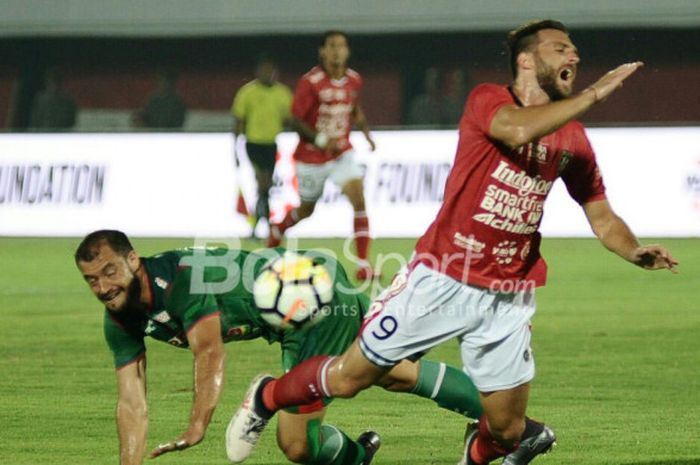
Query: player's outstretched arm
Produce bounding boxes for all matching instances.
[583,199,678,273]
[490,62,643,149]
[116,356,148,465]
[149,316,226,458]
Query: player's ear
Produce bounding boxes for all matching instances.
[126,250,141,273]
[518,51,535,73]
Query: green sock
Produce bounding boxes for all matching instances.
[306,419,366,465]
[412,359,483,418]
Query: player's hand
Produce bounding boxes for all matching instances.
[149,430,204,459]
[631,245,679,273]
[586,61,644,103]
[366,135,376,152]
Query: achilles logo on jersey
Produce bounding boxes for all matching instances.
[491,160,554,196]
[472,213,539,235]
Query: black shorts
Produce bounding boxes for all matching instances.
[246,142,277,172]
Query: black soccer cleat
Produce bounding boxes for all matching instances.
[501,425,556,465]
[357,431,381,465]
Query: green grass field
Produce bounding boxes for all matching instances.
[1,237,699,465]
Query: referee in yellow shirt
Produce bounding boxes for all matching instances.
[232,54,293,228]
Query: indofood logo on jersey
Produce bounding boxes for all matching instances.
[686,158,700,211]
[491,161,553,196]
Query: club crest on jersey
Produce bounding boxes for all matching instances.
[226,325,251,338]
[168,336,186,347]
[520,240,532,261]
[155,277,169,290]
[153,311,171,324]
[558,151,574,174]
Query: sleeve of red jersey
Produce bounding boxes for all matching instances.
[355,73,363,97]
[561,127,607,205]
[291,77,316,120]
[465,84,513,135]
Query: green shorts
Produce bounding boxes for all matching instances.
[280,291,369,413]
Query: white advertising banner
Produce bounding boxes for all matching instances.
[1,128,699,238]
[0,133,243,237]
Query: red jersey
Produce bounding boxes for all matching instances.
[414,83,606,290]
[292,65,363,164]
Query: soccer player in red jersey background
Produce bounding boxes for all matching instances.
[230,20,679,465]
[267,30,378,281]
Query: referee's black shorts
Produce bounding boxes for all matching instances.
[245,142,277,172]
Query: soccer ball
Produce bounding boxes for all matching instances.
[253,252,334,330]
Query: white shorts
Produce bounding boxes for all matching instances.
[295,150,364,202]
[360,263,536,392]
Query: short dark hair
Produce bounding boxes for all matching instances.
[256,52,276,67]
[507,19,568,77]
[74,229,133,263]
[320,30,349,47]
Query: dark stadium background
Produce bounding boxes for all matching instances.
[2,28,700,131]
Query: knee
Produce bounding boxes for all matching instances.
[342,181,365,210]
[279,440,310,464]
[376,374,415,393]
[297,202,316,219]
[488,418,525,446]
[255,170,273,187]
[348,190,366,211]
[257,178,272,192]
[329,373,374,398]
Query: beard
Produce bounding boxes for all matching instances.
[124,276,142,310]
[535,57,568,101]
[103,274,142,313]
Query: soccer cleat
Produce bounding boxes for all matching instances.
[355,266,381,281]
[266,225,283,248]
[357,431,381,465]
[457,421,480,465]
[225,374,274,463]
[501,425,557,465]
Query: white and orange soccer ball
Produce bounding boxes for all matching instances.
[253,252,334,330]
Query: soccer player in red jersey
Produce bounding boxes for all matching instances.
[268,30,378,281]
[229,20,679,465]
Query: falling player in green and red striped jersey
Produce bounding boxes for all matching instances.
[75,230,483,465]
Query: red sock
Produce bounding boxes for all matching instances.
[353,211,370,262]
[277,209,299,235]
[261,355,334,412]
[469,416,514,465]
